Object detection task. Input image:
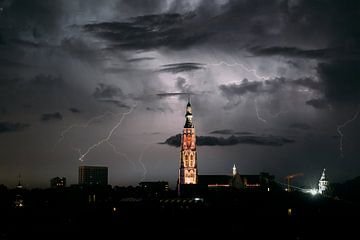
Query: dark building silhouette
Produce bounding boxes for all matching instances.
[78,166,108,186]
[50,177,66,188]
[139,181,169,198]
[198,165,275,191]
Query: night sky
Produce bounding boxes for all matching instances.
[1,0,359,188]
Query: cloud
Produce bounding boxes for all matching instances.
[41,112,63,121]
[146,106,172,113]
[288,123,312,130]
[219,78,262,98]
[158,62,205,73]
[209,129,234,134]
[306,98,329,109]
[219,77,322,106]
[0,122,30,133]
[156,92,193,98]
[100,100,130,109]
[68,107,81,113]
[83,13,210,50]
[209,130,253,135]
[93,83,124,99]
[162,134,295,147]
[11,38,48,49]
[60,37,100,63]
[249,46,336,59]
[317,60,360,104]
[127,57,155,62]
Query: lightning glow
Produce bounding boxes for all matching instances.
[78,102,138,162]
[336,108,360,157]
[206,61,271,80]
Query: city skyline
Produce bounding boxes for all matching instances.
[1,0,360,188]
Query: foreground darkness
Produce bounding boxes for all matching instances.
[1,183,359,239]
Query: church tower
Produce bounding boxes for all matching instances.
[178,100,198,188]
[318,168,328,194]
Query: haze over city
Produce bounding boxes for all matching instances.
[1,0,359,188]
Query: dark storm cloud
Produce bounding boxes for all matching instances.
[0,74,65,99]
[68,108,81,113]
[219,77,321,101]
[60,37,100,63]
[162,134,295,147]
[146,106,172,113]
[100,100,130,109]
[209,129,234,135]
[306,98,329,109]
[209,129,253,135]
[158,63,205,73]
[41,112,63,121]
[92,83,129,108]
[0,58,32,69]
[219,78,262,97]
[317,60,360,104]
[29,74,65,89]
[127,57,155,62]
[1,0,64,36]
[83,13,209,50]
[156,92,192,98]
[11,38,47,49]
[93,83,124,99]
[249,46,360,60]
[0,122,29,133]
[289,123,312,130]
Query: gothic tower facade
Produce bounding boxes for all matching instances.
[178,101,198,187]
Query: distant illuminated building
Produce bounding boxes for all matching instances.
[78,166,108,186]
[50,177,66,188]
[318,168,328,194]
[178,100,198,195]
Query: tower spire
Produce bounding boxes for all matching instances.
[184,98,193,128]
[178,100,198,194]
[233,164,237,176]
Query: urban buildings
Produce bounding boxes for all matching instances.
[50,177,66,188]
[78,166,108,186]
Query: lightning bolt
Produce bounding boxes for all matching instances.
[137,146,149,182]
[107,141,137,169]
[206,61,271,80]
[54,111,116,149]
[336,108,360,158]
[254,99,268,123]
[78,102,138,162]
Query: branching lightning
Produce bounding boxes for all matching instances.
[337,108,360,158]
[54,111,116,149]
[78,102,138,162]
[206,61,271,80]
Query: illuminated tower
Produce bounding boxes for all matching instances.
[178,100,198,188]
[318,168,328,194]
